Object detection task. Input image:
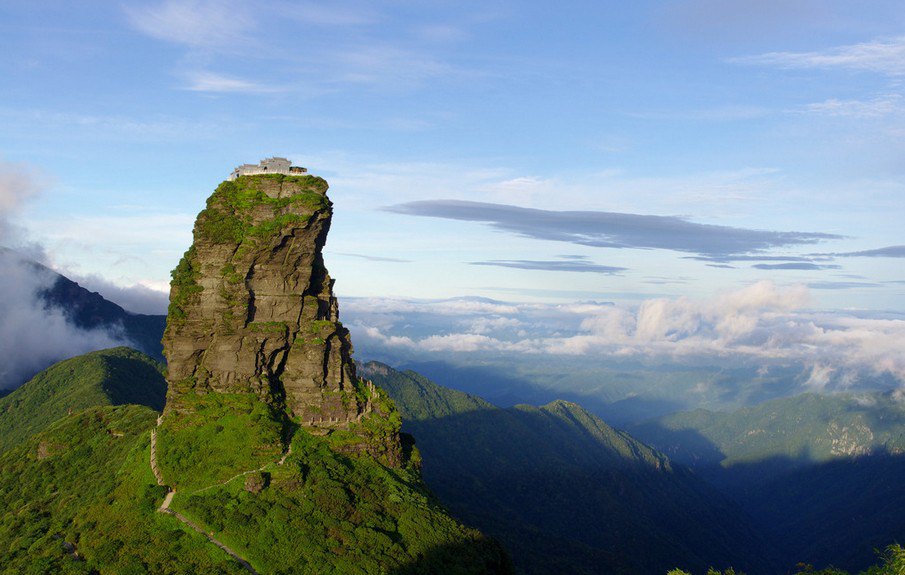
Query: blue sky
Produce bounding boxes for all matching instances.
[2,2,904,326]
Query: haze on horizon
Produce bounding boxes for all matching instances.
[1,1,904,391]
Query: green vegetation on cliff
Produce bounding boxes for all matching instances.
[196,175,329,246]
[166,175,330,328]
[0,347,166,454]
[167,245,202,324]
[156,393,286,491]
[168,424,509,575]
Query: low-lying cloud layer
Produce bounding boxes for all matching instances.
[342,281,905,389]
[0,161,136,389]
[383,200,842,258]
[0,251,127,389]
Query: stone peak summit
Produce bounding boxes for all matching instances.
[162,172,401,465]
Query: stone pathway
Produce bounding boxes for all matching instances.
[190,444,293,496]
[161,506,259,574]
[149,423,260,575]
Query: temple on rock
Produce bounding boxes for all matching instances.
[228,157,307,180]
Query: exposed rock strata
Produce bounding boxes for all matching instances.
[163,174,392,451]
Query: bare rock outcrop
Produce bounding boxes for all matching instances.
[163,174,389,440]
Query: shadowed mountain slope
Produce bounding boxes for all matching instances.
[632,392,905,572]
[362,361,775,575]
[40,268,166,362]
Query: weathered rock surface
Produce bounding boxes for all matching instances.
[163,174,387,437]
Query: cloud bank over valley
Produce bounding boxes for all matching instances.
[343,281,905,394]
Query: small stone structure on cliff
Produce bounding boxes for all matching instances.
[228,157,308,180]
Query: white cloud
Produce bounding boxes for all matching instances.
[0,159,42,214]
[125,0,255,48]
[803,363,835,390]
[0,252,127,389]
[0,159,47,249]
[356,325,415,349]
[469,316,522,334]
[184,71,284,94]
[0,162,138,388]
[421,333,510,353]
[803,94,905,118]
[127,1,480,95]
[732,36,905,76]
[342,282,905,387]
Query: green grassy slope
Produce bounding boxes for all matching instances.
[168,423,510,575]
[362,361,774,575]
[0,404,248,575]
[0,350,512,574]
[155,386,511,574]
[0,347,166,454]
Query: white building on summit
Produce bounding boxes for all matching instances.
[228,157,308,180]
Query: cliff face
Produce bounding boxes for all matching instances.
[163,174,381,436]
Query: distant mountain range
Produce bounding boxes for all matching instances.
[632,393,905,571]
[4,345,904,574]
[37,261,166,362]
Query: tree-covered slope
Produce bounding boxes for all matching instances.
[746,454,905,572]
[631,392,905,471]
[0,346,166,454]
[362,361,774,575]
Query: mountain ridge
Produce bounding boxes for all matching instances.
[361,360,775,575]
[0,346,166,454]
